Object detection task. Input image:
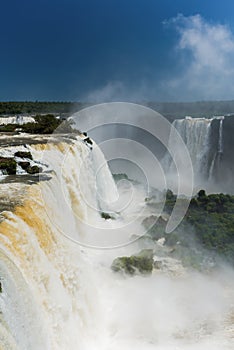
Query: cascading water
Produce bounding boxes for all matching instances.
[0,116,35,125]
[0,133,233,350]
[216,116,224,171]
[0,135,121,349]
[91,145,119,208]
[162,116,226,191]
[218,117,224,154]
[208,117,224,181]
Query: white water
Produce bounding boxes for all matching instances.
[208,117,224,181]
[0,116,35,125]
[164,117,212,179]
[0,144,48,175]
[218,117,224,154]
[162,116,226,191]
[0,135,233,349]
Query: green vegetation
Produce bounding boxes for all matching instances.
[144,190,234,266]
[0,101,85,115]
[185,190,234,264]
[0,157,17,175]
[0,124,17,132]
[101,212,115,220]
[54,119,77,134]
[0,152,42,176]
[0,114,76,134]
[1,101,234,119]
[111,249,154,275]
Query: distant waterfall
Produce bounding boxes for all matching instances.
[163,116,225,188]
[208,117,224,181]
[0,116,35,125]
[218,117,224,154]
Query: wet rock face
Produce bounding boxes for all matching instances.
[18,161,30,170]
[111,249,154,276]
[0,157,17,175]
[101,212,115,220]
[26,165,41,174]
[14,151,33,159]
[0,154,42,176]
[15,156,41,175]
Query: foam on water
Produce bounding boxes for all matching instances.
[0,135,233,349]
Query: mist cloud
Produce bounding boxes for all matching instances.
[83,81,150,103]
[85,81,126,102]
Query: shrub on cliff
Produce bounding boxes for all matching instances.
[144,190,234,266]
[0,158,17,175]
[21,114,61,134]
[111,249,154,276]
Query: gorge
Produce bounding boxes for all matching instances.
[0,108,233,349]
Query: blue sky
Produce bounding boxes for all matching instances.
[1,0,234,101]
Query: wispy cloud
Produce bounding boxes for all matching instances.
[82,15,234,103]
[164,14,234,100]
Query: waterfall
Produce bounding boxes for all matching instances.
[162,116,226,189]
[0,134,233,349]
[218,117,224,154]
[0,135,119,349]
[165,117,212,177]
[0,116,35,125]
[208,117,225,181]
[91,145,119,208]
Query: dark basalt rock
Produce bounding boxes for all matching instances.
[14,151,33,159]
[18,160,42,175]
[26,165,42,174]
[18,161,30,170]
[101,212,115,220]
[84,137,93,145]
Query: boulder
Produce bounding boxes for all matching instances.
[111,249,154,276]
[101,212,114,220]
[18,161,30,170]
[26,165,41,174]
[14,151,33,159]
[84,137,93,145]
